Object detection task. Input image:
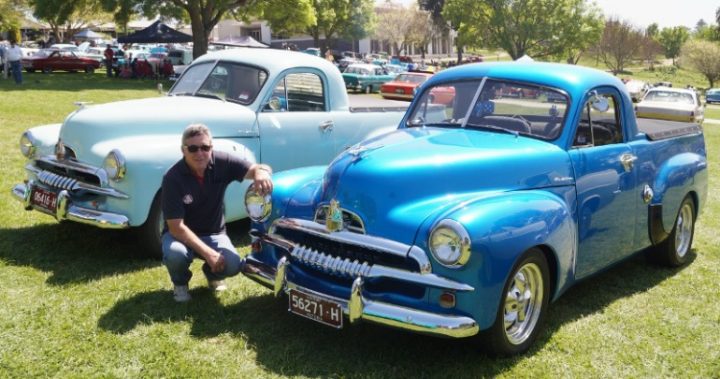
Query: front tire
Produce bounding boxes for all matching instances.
[137,192,164,259]
[85,65,95,74]
[652,196,695,267]
[42,67,52,74]
[364,85,372,94]
[481,248,550,355]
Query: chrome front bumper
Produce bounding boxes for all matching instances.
[12,181,130,229]
[242,251,480,339]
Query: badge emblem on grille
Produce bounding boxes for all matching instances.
[325,199,343,232]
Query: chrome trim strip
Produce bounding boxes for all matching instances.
[241,257,479,338]
[26,162,128,199]
[269,217,426,261]
[251,230,473,291]
[11,182,130,229]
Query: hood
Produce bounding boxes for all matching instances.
[59,96,257,163]
[318,128,573,242]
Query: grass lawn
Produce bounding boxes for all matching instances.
[1,71,719,378]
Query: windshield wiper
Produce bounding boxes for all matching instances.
[464,123,520,137]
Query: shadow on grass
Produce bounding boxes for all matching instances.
[97,248,695,377]
[0,72,173,92]
[0,219,251,286]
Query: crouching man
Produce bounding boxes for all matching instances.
[162,123,273,302]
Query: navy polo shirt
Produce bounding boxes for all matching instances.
[161,150,251,236]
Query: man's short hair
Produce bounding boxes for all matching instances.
[182,123,212,145]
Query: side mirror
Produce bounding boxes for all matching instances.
[265,96,282,111]
[588,91,610,112]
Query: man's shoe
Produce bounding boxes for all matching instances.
[173,285,191,302]
[208,280,227,292]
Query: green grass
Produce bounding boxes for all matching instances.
[1,70,719,378]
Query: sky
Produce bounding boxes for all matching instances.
[382,0,719,29]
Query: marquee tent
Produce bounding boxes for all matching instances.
[117,20,192,43]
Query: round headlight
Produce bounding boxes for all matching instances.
[19,132,37,158]
[102,149,126,181]
[428,219,471,268]
[245,185,272,222]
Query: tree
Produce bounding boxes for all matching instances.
[552,0,604,64]
[596,17,643,74]
[306,0,375,54]
[103,0,263,59]
[680,39,720,87]
[240,0,315,38]
[658,26,690,65]
[0,0,26,39]
[373,2,415,55]
[646,23,659,39]
[406,8,435,60]
[443,0,604,61]
[31,0,111,43]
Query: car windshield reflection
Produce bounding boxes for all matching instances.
[169,61,268,105]
[407,79,569,140]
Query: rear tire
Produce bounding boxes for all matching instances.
[365,85,372,94]
[85,65,95,74]
[480,248,550,355]
[652,196,695,267]
[42,67,52,74]
[26,68,35,73]
[137,192,164,259]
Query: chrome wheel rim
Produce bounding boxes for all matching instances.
[504,262,544,345]
[675,203,694,258]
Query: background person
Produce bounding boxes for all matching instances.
[161,124,273,302]
[7,39,23,84]
[103,45,114,78]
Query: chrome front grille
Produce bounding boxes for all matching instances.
[37,170,80,191]
[290,244,372,278]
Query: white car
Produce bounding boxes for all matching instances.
[624,79,650,102]
[635,87,704,124]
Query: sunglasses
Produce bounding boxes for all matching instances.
[184,144,212,153]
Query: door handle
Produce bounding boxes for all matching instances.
[319,120,334,133]
[620,153,637,172]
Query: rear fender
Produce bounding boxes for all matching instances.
[651,152,708,236]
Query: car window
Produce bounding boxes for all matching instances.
[573,93,623,148]
[264,72,326,112]
[407,79,569,140]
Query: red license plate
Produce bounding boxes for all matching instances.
[288,288,343,328]
[30,187,58,213]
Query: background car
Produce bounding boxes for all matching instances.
[380,72,432,101]
[635,87,704,123]
[22,49,101,73]
[342,63,396,93]
[624,79,650,102]
[705,88,720,104]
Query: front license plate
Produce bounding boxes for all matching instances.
[288,288,343,328]
[30,187,58,213]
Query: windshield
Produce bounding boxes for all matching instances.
[169,61,268,105]
[644,90,694,104]
[406,79,569,140]
[345,66,370,75]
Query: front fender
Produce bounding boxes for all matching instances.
[24,124,61,158]
[421,189,576,330]
[95,137,257,226]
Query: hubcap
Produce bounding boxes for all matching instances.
[504,263,544,345]
[675,203,694,258]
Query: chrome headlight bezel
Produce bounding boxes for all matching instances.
[245,185,272,222]
[428,219,471,268]
[102,149,126,181]
[19,132,37,158]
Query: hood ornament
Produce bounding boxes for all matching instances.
[55,139,66,161]
[325,199,344,232]
[346,144,383,162]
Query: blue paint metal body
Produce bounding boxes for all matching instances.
[246,62,708,337]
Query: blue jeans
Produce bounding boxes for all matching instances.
[10,60,21,84]
[162,232,243,286]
